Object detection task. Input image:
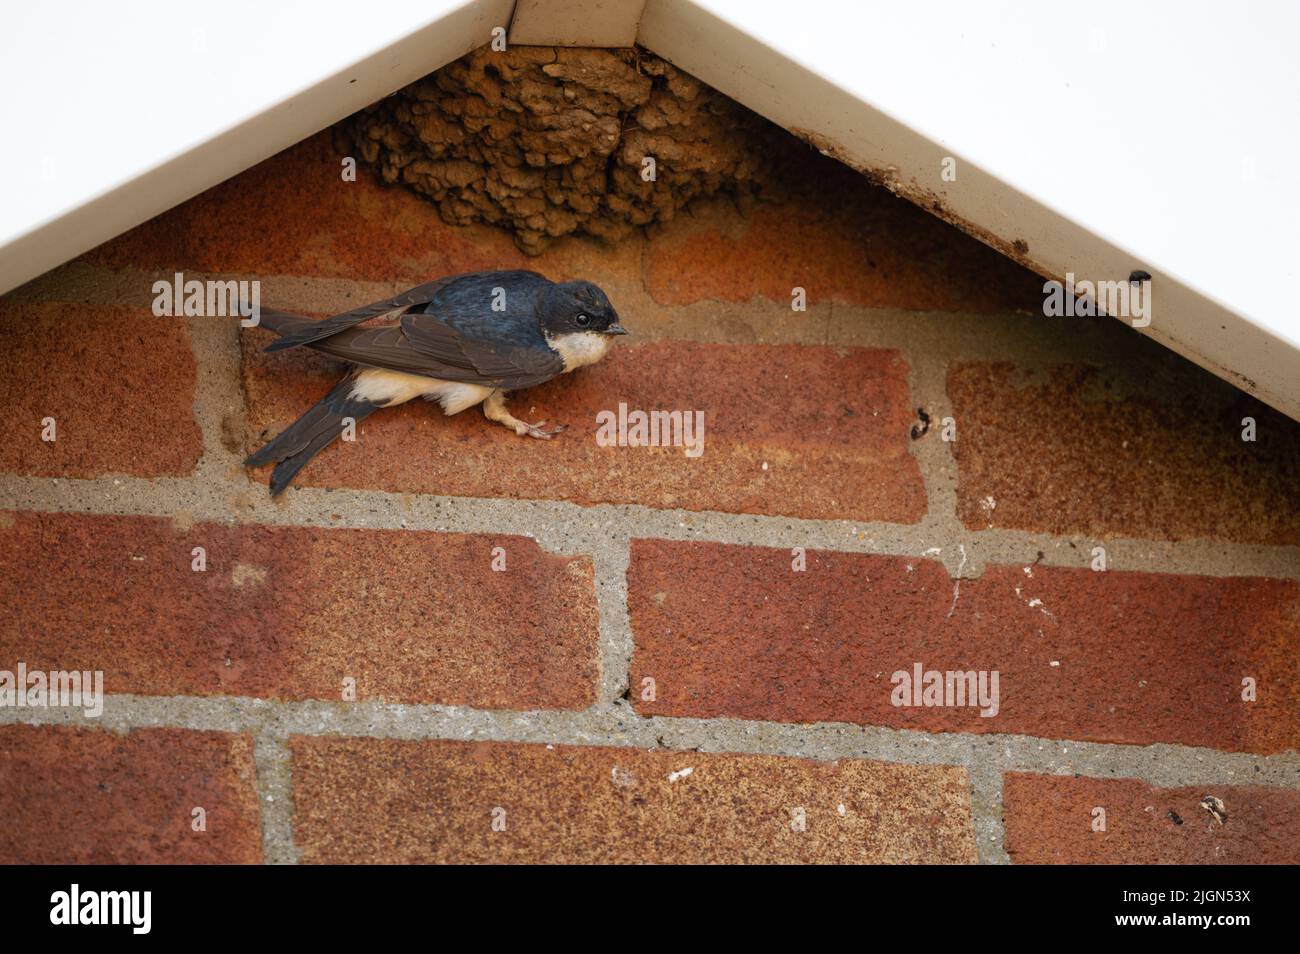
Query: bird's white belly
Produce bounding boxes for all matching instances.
[350,369,493,414]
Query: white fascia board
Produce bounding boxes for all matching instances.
[640,0,1300,420]
[0,0,512,296]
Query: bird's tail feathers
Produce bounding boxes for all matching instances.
[244,375,380,495]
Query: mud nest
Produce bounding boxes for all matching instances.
[342,46,792,253]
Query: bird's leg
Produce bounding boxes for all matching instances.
[482,390,565,440]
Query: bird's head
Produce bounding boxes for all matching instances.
[539,280,628,339]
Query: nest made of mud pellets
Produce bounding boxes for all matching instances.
[341,46,797,254]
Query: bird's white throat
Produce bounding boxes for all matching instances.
[548,331,612,372]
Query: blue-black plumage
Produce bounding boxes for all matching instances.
[246,269,627,495]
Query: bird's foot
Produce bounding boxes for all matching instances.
[516,420,566,440]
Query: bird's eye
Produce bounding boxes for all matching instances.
[575,313,591,327]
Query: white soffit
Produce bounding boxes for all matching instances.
[0,0,512,297]
[639,0,1300,419]
[2,1,1297,420]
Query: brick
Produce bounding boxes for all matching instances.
[80,131,648,294]
[949,362,1300,545]
[0,300,202,478]
[628,539,1300,754]
[243,337,926,522]
[0,725,261,863]
[83,133,510,282]
[643,159,1043,312]
[290,736,977,863]
[80,129,1041,320]
[0,511,597,708]
[1004,773,1300,864]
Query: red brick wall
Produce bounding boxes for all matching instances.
[2,128,1298,864]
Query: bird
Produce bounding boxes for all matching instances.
[244,269,627,495]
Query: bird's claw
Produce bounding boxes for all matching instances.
[520,421,566,440]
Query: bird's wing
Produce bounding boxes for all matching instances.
[402,271,566,389]
[304,302,569,392]
[263,270,542,353]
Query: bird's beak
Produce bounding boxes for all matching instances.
[607,320,629,336]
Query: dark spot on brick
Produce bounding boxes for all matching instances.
[220,413,244,455]
[910,406,931,440]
